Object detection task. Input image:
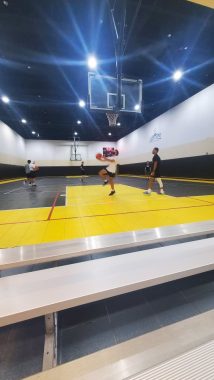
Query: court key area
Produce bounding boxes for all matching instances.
[0,176,213,248]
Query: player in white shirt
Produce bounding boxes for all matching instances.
[97,149,119,196]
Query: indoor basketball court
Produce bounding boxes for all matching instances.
[0,0,214,380]
[0,176,213,248]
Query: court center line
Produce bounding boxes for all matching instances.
[47,192,60,220]
[0,203,213,226]
[187,197,214,205]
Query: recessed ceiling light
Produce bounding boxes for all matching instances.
[32,131,36,135]
[77,120,82,124]
[184,46,188,50]
[167,34,172,38]
[173,70,183,81]
[87,55,97,70]
[134,104,140,111]
[79,100,85,108]
[74,132,78,136]
[1,95,10,104]
[21,118,27,124]
[117,122,121,126]
[108,132,112,136]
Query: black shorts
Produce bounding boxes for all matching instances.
[30,171,36,178]
[26,173,31,179]
[106,170,116,178]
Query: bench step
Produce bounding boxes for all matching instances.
[0,237,213,327]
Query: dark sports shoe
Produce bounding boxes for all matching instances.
[103,180,108,186]
[109,190,115,196]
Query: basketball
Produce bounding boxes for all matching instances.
[96,153,102,159]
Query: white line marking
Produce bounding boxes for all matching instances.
[3,187,23,195]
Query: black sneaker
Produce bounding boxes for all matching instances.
[103,180,108,186]
[109,190,115,196]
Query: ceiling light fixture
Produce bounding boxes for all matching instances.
[87,55,97,70]
[32,131,36,135]
[21,118,27,124]
[1,95,10,104]
[79,100,86,108]
[77,120,82,124]
[173,70,183,81]
[134,104,140,111]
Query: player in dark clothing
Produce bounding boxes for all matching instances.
[144,147,165,194]
[80,161,86,183]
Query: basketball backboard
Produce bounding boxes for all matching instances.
[88,72,142,113]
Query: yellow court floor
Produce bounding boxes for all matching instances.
[0,184,213,248]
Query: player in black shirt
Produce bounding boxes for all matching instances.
[80,161,86,183]
[144,147,165,194]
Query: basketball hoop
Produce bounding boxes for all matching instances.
[106,112,119,127]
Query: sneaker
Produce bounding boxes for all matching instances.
[160,190,165,195]
[103,180,108,186]
[109,190,115,196]
[144,190,151,194]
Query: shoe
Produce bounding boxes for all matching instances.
[144,190,151,194]
[109,190,115,196]
[160,190,165,195]
[103,180,108,186]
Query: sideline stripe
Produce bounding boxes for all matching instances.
[0,203,213,226]
[47,192,60,220]
[0,178,25,185]
[119,175,214,184]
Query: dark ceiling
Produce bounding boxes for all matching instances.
[0,0,213,141]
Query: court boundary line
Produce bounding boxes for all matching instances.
[119,175,214,184]
[0,203,213,226]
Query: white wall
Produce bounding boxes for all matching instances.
[25,140,116,166]
[1,84,213,167]
[117,84,214,164]
[0,121,26,165]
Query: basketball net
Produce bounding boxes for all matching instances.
[106,112,119,127]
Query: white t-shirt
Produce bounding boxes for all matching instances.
[29,163,35,172]
[107,158,118,173]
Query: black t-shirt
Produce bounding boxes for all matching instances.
[152,154,161,177]
[80,164,85,173]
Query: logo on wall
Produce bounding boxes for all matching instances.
[150,130,162,143]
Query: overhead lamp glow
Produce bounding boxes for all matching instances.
[117,122,121,126]
[21,118,27,124]
[87,55,97,70]
[108,132,112,136]
[1,95,10,104]
[134,104,140,111]
[77,120,82,125]
[74,132,78,136]
[32,131,36,135]
[79,99,86,108]
[173,70,183,81]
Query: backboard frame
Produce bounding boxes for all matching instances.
[88,72,143,114]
